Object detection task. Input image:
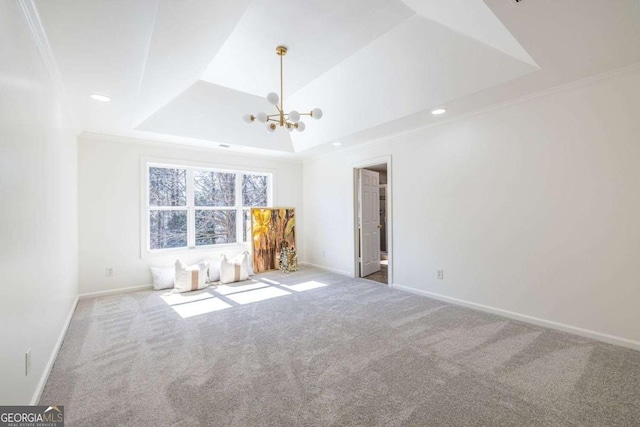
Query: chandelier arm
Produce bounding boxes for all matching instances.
[243,46,319,133]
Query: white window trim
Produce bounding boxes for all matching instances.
[140,156,275,258]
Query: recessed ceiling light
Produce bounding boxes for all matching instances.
[219,144,230,148]
[90,93,110,102]
[431,108,447,115]
[332,142,342,146]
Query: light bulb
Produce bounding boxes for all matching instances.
[242,114,254,124]
[296,121,306,132]
[90,93,110,102]
[311,108,323,120]
[287,125,294,132]
[266,123,276,133]
[266,92,279,106]
[288,110,300,123]
[256,112,268,123]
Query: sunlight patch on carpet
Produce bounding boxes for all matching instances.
[226,286,291,304]
[282,281,328,292]
[160,289,215,306]
[215,282,270,295]
[171,297,232,319]
[160,278,331,318]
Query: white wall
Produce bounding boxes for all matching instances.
[303,67,640,344]
[0,2,79,404]
[78,135,303,294]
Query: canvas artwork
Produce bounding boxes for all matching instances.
[251,208,296,273]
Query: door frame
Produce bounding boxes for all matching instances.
[358,168,382,277]
[379,183,388,253]
[352,155,393,285]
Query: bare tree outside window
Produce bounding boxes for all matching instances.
[243,209,251,243]
[195,171,235,206]
[193,170,237,244]
[149,167,188,249]
[147,165,270,250]
[242,174,268,207]
[149,167,186,206]
[195,210,236,245]
[150,210,187,249]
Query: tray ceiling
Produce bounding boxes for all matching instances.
[33,0,640,156]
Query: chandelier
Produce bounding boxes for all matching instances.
[242,46,323,133]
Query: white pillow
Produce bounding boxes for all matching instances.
[174,260,209,293]
[207,258,221,282]
[150,266,175,290]
[220,254,250,284]
[232,251,254,277]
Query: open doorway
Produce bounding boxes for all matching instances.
[353,156,392,286]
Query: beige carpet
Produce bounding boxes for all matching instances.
[41,266,640,426]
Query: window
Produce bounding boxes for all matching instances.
[146,163,271,251]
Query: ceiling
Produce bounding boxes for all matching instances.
[33,0,640,157]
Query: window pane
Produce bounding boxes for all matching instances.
[149,210,187,249]
[243,209,250,243]
[195,210,236,245]
[194,171,235,207]
[242,174,268,207]
[149,167,186,206]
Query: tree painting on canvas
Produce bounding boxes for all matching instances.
[251,208,296,273]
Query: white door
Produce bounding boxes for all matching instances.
[359,169,381,277]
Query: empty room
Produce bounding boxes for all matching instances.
[2,0,640,425]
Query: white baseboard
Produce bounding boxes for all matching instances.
[391,283,640,352]
[79,284,153,299]
[299,262,351,277]
[31,295,79,405]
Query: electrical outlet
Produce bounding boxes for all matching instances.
[437,270,444,280]
[105,268,114,277]
[25,349,31,376]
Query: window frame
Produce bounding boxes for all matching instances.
[141,157,274,257]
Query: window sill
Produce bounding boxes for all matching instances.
[143,242,250,259]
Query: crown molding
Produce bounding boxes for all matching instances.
[18,0,79,130]
[18,0,64,91]
[79,131,303,164]
[304,60,640,161]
